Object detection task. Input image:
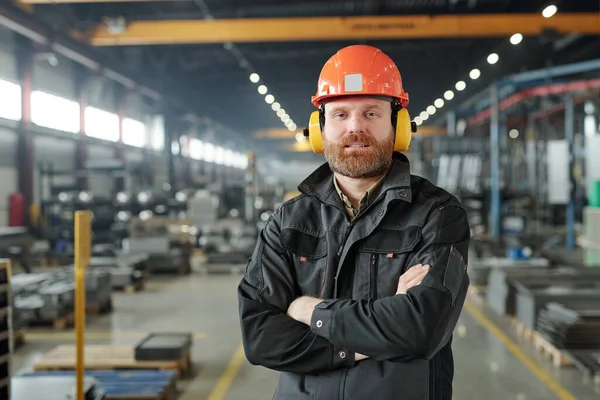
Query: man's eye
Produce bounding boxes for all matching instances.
[334,113,346,118]
[366,112,378,117]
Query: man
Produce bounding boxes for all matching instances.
[238,45,470,400]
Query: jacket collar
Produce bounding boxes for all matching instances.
[298,152,412,205]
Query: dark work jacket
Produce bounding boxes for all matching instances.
[238,152,471,400]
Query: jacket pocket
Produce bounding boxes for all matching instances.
[357,225,422,299]
[280,227,328,297]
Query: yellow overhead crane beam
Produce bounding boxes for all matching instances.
[76,13,600,46]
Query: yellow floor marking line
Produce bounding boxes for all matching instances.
[24,331,208,340]
[464,300,576,400]
[206,343,246,400]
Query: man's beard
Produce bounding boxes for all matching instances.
[323,131,394,178]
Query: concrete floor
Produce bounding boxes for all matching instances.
[12,273,600,400]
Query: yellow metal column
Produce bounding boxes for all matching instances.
[74,211,91,400]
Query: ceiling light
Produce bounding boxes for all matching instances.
[276,109,285,117]
[265,94,274,104]
[271,102,281,111]
[455,81,466,91]
[434,98,444,108]
[427,105,436,115]
[420,111,429,120]
[282,114,290,123]
[295,132,305,142]
[487,53,499,64]
[444,90,454,100]
[509,129,519,139]
[249,73,260,83]
[542,5,557,18]
[414,116,422,125]
[288,123,297,131]
[258,85,268,95]
[469,68,481,80]
[285,119,293,127]
[510,33,523,45]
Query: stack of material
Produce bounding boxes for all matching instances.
[536,302,600,350]
[11,376,105,400]
[67,255,147,289]
[124,237,185,274]
[11,273,70,324]
[469,257,549,286]
[485,266,600,317]
[11,268,112,324]
[515,282,600,330]
[0,260,11,400]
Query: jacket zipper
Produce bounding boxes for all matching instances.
[370,253,378,299]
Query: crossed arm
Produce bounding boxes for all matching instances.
[237,203,470,374]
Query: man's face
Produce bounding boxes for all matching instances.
[322,97,394,179]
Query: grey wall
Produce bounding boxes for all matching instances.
[0,127,18,226]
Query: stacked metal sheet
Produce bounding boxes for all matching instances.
[134,332,193,361]
[0,261,10,400]
[515,282,600,330]
[536,302,600,350]
[66,254,148,289]
[124,237,185,273]
[11,268,112,325]
[485,266,599,317]
[469,257,549,286]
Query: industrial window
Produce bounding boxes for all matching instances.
[122,118,147,148]
[214,146,225,165]
[150,115,165,151]
[236,153,248,169]
[85,106,119,142]
[189,139,204,160]
[203,142,215,162]
[224,150,235,166]
[0,79,21,121]
[31,91,80,133]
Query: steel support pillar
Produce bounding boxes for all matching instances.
[16,36,34,219]
[489,84,501,239]
[115,87,126,193]
[565,94,576,249]
[75,66,88,189]
[164,113,176,189]
[446,111,456,137]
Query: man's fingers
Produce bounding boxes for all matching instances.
[399,264,430,284]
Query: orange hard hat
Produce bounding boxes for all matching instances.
[311,45,409,108]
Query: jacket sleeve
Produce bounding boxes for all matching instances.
[238,209,356,374]
[309,203,470,361]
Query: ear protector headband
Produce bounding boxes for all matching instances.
[303,101,417,154]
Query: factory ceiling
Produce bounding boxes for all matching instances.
[16,0,600,161]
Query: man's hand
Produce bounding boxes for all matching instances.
[287,296,323,325]
[396,264,430,295]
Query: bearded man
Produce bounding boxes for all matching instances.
[238,45,471,400]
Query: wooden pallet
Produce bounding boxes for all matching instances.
[28,313,74,329]
[511,319,535,342]
[12,330,25,349]
[86,298,113,315]
[467,284,485,307]
[33,344,191,377]
[533,332,573,368]
[114,279,146,293]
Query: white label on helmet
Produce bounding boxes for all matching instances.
[344,74,362,92]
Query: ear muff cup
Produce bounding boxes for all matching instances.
[305,107,414,154]
[306,110,324,154]
[393,108,412,152]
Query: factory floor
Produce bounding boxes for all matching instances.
[11,272,600,400]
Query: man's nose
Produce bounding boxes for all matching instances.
[347,114,366,133]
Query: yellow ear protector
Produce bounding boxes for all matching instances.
[303,102,417,154]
